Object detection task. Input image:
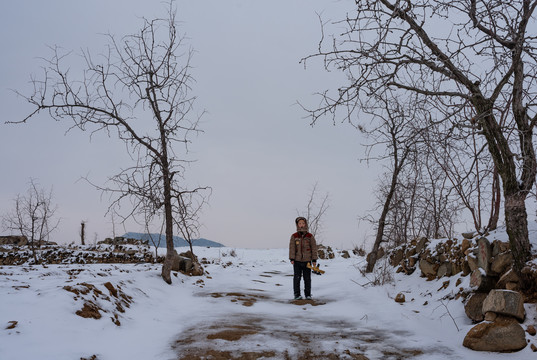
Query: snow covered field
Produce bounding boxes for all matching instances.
[1,238,536,359]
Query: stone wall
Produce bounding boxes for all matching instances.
[387,233,537,353]
[0,243,163,265]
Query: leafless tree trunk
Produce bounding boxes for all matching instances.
[80,221,86,245]
[302,0,537,285]
[2,179,60,263]
[11,2,207,283]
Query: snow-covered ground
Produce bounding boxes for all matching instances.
[1,231,536,359]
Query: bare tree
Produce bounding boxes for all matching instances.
[174,190,209,259]
[303,0,537,285]
[421,113,501,234]
[360,92,421,272]
[297,182,330,241]
[2,179,60,263]
[12,2,207,283]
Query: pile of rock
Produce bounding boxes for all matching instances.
[98,236,149,246]
[0,236,28,246]
[388,232,537,353]
[389,234,527,290]
[0,235,57,247]
[317,245,335,260]
[171,250,204,276]
[463,289,528,352]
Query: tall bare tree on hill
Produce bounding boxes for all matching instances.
[302,0,537,285]
[11,3,207,283]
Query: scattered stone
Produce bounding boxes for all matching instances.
[505,282,519,291]
[470,270,496,293]
[463,315,527,352]
[467,254,478,272]
[317,245,335,260]
[492,240,510,257]
[496,269,520,289]
[190,262,205,276]
[341,250,350,259]
[464,292,488,323]
[415,237,429,253]
[461,239,471,254]
[437,263,452,278]
[532,343,537,352]
[484,311,497,322]
[390,248,405,267]
[461,260,471,276]
[482,289,525,322]
[395,293,405,303]
[462,232,476,240]
[527,325,536,336]
[419,259,438,278]
[490,252,513,275]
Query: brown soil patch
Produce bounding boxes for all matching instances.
[209,292,267,307]
[291,299,326,306]
[6,321,18,329]
[76,301,102,319]
[178,350,276,360]
[206,324,260,341]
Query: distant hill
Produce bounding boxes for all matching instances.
[122,232,224,248]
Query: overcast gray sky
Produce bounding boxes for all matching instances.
[0,0,380,249]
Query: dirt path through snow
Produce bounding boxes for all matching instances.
[171,266,457,360]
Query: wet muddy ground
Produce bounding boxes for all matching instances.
[170,268,453,360]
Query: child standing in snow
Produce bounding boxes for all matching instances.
[289,217,318,300]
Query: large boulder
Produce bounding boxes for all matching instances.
[464,292,488,323]
[482,289,525,322]
[463,316,527,352]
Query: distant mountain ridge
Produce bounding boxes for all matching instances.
[122,232,224,248]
